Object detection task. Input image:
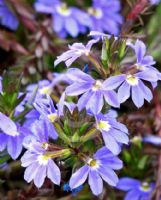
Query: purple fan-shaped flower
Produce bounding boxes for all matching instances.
[34,0,91,37]
[116,177,154,200]
[21,146,60,188]
[0,112,30,159]
[21,119,61,188]
[54,39,98,67]
[128,39,161,87]
[87,0,122,35]
[64,68,119,114]
[69,147,123,196]
[95,113,129,155]
[0,0,19,30]
[104,70,158,108]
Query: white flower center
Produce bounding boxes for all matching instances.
[126,74,138,86]
[88,8,103,19]
[56,3,71,16]
[37,154,49,165]
[97,120,111,131]
[136,64,145,71]
[39,86,52,95]
[92,80,102,91]
[47,113,58,123]
[87,158,100,170]
[140,182,151,192]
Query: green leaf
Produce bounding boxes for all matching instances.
[137,155,149,170]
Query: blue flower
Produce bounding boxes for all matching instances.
[104,70,158,108]
[21,147,61,188]
[21,119,61,188]
[69,147,123,196]
[87,0,123,35]
[54,39,98,67]
[116,177,155,200]
[64,68,119,114]
[128,39,161,87]
[95,113,129,155]
[0,112,30,159]
[0,0,19,30]
[34,95,59,123]
[34,0,91,37]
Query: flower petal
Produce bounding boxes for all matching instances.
[86,91,104,114]
[103,90,120,108]
[65,82,92,96]
[99,166,119,186]
[139,80,153,102]
[34,165,46,188]
[101,131,121,155]
[69,165,89,189]
[116,177,140,191]
[118,81,131,103]
[131,85,144,108]
[47,159,61,185]
[88,170,103,196]
[7,136,23,160]
[103,75,125,90]
[0,112,19,136]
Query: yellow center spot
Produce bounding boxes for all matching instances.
[136,65,145,70]
[97,120,111,131]
[140,182,150,192]
[87,159,100,169]
[38,154,49,165]
[41,142,49,150]
[47,113,58,123]
[56,3,71,16]
[92,80,102,91]
[131,136,142,144]
[40,86,52,95]
[88,8,103,19]
[126,75,138,86]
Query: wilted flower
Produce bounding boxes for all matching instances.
[64,68,119,114]
[116,177,154,200]
[87,0,122,35]
[0,112,30,159]
[34,0,91,37]
[104,70,158,108]
[0,0,19,30]
[69,147,123,196]
[54,39,98,67]
[96,113,129,155]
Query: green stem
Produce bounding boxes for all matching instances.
[80,127,99,143]
[54,122,72,146]
[87,54,107,78]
